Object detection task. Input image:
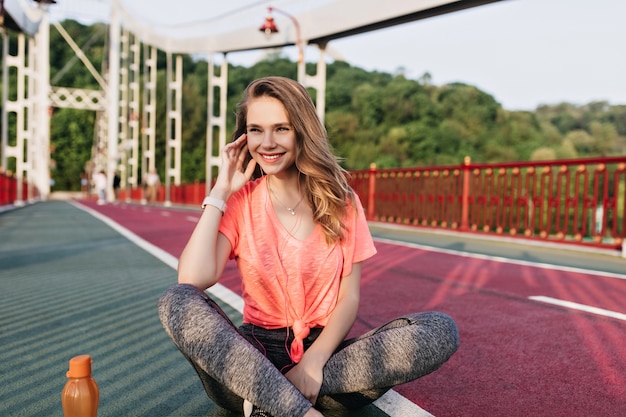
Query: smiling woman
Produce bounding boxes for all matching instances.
[157,76,460,417]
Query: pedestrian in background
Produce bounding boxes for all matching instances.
[80,172,89,199]
[113,171,121,202]
[94,170,107,205]
[145,168,160,204]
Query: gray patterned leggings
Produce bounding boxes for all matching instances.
[158,284,459,417]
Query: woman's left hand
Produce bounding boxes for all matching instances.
[285,359,323,405]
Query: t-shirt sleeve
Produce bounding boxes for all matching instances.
[218,188,246,259]
[341,192,377,277]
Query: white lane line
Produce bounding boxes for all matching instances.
[530,296,626,321]
[373,236,626,281]
[206,282,245,314]
[374,390,435,417]
[74,201,432,417]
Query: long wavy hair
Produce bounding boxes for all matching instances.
[232,76,353,244]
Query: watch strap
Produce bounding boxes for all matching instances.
[201,196,226,215]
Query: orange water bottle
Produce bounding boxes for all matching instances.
[62,355,99,417]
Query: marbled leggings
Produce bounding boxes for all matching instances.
[158,284,459,417]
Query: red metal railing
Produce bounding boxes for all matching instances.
[0,172,41,205]
[349,156,625,251]
[0,172,17,205]
[6,157,624,252]
[169,181,205,206]
[118,181,205,206]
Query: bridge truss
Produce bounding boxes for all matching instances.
[0,0,501,204]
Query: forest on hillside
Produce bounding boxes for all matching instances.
[2,20,625,191]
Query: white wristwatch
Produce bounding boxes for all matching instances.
[201,196,226,215]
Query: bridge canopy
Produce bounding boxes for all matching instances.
[2,0,502,54]
[1,0,46,35]
[114,0,501,54]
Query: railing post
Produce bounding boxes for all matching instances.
[367,163,377,220]
[460,156,471,231]
[0,172,7,205]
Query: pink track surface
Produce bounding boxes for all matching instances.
[80,201,626,417]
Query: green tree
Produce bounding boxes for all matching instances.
[589,121,619,155]
[437,83,500,140]
[351,83,384,129]
[49,108,95,191]
[556,139,578,159]
[530,147,557,161]
[565,129,595,155]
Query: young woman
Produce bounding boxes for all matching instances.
[158,76,459,417]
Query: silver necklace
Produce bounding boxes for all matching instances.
[268,178,304,216]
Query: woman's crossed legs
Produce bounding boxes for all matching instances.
[158,284,459,417]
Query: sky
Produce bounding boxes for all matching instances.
[50,0,626,111]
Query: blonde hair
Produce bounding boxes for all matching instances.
[233,76,353,244]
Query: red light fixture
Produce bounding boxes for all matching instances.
[258,6,304,72]
[259,7,278,36]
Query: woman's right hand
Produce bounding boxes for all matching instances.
[212,133,257,199]
[178,134,254,288]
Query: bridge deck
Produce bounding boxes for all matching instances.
[1,200,624,417]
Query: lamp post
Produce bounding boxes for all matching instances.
[259,6,306,83]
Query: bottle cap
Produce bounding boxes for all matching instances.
[66,355,93,378]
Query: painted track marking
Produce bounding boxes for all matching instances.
[530,296,626,321]
[373,236,626,281]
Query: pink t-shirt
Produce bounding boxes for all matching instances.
[219,176,376,359]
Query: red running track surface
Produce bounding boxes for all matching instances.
[79,201,626,417]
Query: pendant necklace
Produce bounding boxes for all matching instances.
[268,177,304,216]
